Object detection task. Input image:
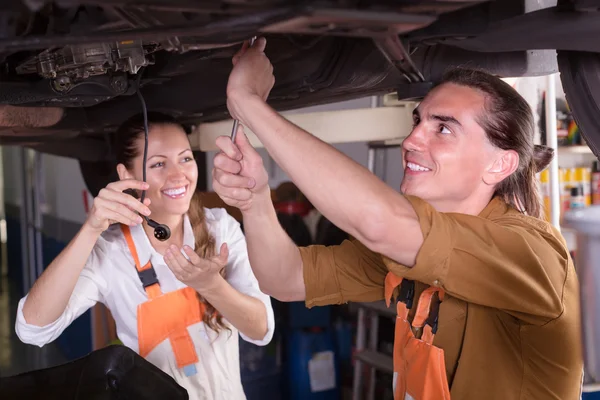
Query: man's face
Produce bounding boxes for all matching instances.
[400,83,498,212]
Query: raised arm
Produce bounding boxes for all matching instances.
[225,38,423,268]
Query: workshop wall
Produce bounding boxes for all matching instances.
[3,147,92,360]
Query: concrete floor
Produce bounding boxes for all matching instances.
[0,243,66,378]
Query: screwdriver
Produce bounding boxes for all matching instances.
[230,36,257,143]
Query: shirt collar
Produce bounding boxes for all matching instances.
[183,214,195,250]
[478,196,511,220]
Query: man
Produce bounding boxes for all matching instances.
[212,37,582,399]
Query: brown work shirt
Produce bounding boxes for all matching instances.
[300,196,583,399]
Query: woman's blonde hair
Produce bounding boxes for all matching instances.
[187,191,230,334]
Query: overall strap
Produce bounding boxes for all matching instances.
[385,272,415,319]
[121,225,162,299]
[411,286,445,344]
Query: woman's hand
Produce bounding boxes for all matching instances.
[226,37,275,123]
[84,177,152,235]
[165,243,229,294]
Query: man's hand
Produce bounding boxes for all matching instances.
[212,126,270,212]
[164,243,228,295]
[226,37,275,124]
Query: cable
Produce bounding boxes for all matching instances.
[135,69,171,241]
[136,70,149,205]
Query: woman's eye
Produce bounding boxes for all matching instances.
[439,125,451,135]
[182,156,194,163]
[150,162,164,169]
[412,118,420,128]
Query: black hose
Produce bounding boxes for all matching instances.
[135,69,149,205]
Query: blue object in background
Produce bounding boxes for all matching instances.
[584,391,600,400]
[286,328,339,400]
[243,371,282,400]
[42,232,92,360]
[240,334,283,400]
[6,215,92,361]
[6,215,24,295]
[334,319,353,365]
[288,302,331,329]
[239,334,280,382]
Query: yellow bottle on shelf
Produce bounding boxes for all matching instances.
[539,169,551,222]
[562,167,574,215]
[574,167,592,206]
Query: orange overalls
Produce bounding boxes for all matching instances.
[384,272,451,400]
[121,225,206,377]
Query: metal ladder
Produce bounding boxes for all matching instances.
[352,301,395,400]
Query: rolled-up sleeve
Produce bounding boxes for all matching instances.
[221,212,275,346]
[15,237,110,347]
[382,196,569,325]
[300,239,388,308]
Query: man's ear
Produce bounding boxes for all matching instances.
[116,163,133,181]
[483,150,519,186]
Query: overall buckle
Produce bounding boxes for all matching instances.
[425,292,442,334]
[398,279,415,309]
[138,266,159,288]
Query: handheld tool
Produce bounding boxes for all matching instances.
[230,36,256,143]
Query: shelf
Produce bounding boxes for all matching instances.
[557,145,594,155]
[358,300,397,317]
[354,350,394,374]
[582,383,600,393]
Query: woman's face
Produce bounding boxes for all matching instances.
[127,123,198,219]
[400,83,512,213]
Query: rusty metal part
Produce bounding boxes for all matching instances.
[0,105,64,128]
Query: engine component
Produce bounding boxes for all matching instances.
[16,40,155,91]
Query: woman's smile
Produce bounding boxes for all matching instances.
[161,184,189,200]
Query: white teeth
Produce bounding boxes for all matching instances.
[407,162,431,172]
[162,186,186,196]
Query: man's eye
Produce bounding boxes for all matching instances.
[439,125,451,134]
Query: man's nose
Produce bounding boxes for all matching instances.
[402,126,426,152]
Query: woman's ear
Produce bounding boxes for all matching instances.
[116,163,133,181]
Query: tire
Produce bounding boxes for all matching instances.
[557,50,600,158]
[79,160,118,198]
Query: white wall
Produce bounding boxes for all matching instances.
[42,154,88,225]
[2,146,87,225]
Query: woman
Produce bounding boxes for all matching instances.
[15,112,275,399]
[212,38,583,399]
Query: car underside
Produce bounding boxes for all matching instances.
[0,0,599,169]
